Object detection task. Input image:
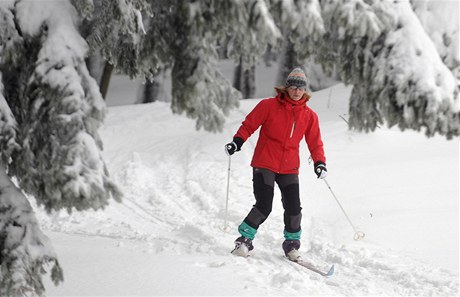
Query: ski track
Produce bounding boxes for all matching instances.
[35,89,459,296]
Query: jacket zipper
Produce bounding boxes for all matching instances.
[290,121,296,138]
[290,105,296,138]
[279,104,296,173]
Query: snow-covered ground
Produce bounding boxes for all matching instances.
[36,78,459,295]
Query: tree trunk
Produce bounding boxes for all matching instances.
[139,80,161,103]
[263,44,277,67]
[233,56,256,99]
[85,50,105,85]
[137,67,170,103]
[99,61,114,99]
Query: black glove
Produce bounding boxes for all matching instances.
[314,161,327,179]
[225,137,244,156]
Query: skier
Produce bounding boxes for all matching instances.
[225,67,327,261]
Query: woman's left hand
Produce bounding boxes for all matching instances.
[314,162,328,179]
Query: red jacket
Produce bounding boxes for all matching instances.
[234,89,326,174]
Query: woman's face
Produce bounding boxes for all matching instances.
[286,86,305,101]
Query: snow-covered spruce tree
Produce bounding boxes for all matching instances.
[169,1,239,132]
[137,0,173,102]
[10,0,122,211]
[228,0,281,98]
[1,68,64,296]
[139,0,279,128]
[268,0,325,87]
[73,0,150,78]
[290,0,325,61]
[316,0,459,139]
[0,0,121,295]
[72,0,150,99]
[269,0,300,85]
[135,0,243,131]
[0,4,63,296]
[315,0,384,130]
[140,0,244,132]
[411,0,460,83]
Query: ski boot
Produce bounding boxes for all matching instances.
[282,240,301,261]
[231,236,254,257]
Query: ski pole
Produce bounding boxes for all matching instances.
[323,178,365,241]
[223,155,231,232]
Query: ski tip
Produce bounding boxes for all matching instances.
[326,264,335,277]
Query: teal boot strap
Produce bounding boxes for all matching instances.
[238,222,257,240]
[284,230,302,240]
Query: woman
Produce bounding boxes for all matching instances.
[225,67,327,260]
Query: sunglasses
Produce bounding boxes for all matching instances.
[287,86,306,91]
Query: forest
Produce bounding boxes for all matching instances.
[0,0,458,296]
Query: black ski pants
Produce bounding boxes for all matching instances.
[243,167,302,234]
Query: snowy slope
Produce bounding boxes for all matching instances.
[38,83,459,296]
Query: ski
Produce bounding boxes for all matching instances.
[289,258,335,277]
[230,246,334,277]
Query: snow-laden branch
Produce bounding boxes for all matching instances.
[0,163,63,297]
[11,0,122,212]
[318,0,459,138]
[0,75,19,163]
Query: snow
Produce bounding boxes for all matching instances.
[412,0,459,70]
[255,0,281,40]
[384,1,456,107]
[36,73,459,295]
